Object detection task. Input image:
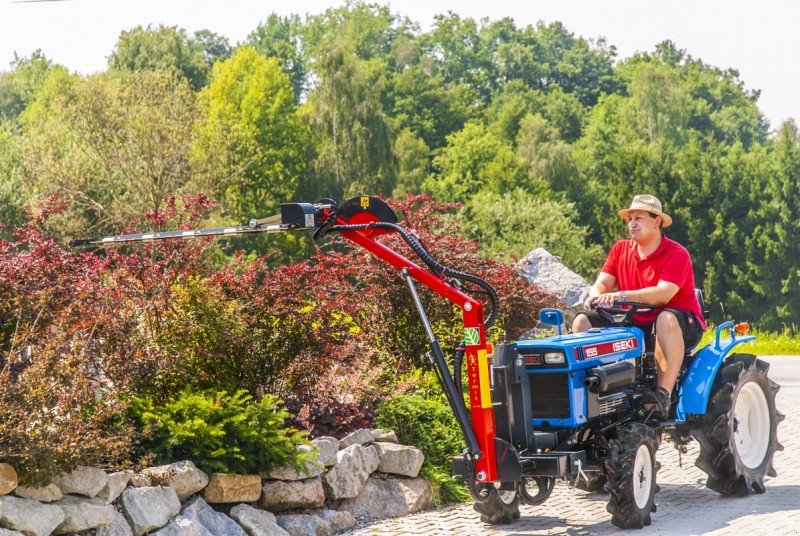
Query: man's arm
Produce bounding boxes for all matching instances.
[594,280,679,307]
[583,272,617,310]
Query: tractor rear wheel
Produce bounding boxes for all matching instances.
[473,485,521,525]
[604,422,660,529]
[692,353,784,496]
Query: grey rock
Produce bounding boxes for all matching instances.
[229,504,289,536]
[260,476,325,512]
[264,446,323,481]
[120,486,181,536]
[141,461,208,500]
[517,247,590,308]
[52,495,117,534]
[315,509,356,533]
[97,470,132,503]
[13,483,62,503]
[96,511,134,536]
[311,437,339,467]
[0,529,23,536]
[52,466,108,498]
[0,495,65,536]
[151,497,246,536]
[275,514,330,536]
[375,430,398,444]
[322,444,379,500]
[0,464,18,496]
[338,476,434,520]
[128,473,150,488]
[338,429,374,449]
[373,442,424,477]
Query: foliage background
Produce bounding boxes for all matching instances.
[2,6,796,330]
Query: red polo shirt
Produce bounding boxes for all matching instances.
[601,236,706,329]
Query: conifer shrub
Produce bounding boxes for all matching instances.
[129,389,311,475]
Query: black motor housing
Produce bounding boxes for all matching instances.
[585,360,636,395]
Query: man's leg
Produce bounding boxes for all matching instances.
[653,311,685,395]
[572,313,592,333]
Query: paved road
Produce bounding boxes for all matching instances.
[353,356,800,536]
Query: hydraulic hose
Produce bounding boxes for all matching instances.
[328,221,500,329]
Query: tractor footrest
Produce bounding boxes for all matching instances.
[521,450,587,478]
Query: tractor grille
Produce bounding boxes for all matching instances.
[598,393,627,415]
[530,373,570,419]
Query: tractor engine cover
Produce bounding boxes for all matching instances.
[513,327,645,428]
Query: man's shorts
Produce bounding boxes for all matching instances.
[575,308,704,353]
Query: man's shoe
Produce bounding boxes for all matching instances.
[642,387,672,419]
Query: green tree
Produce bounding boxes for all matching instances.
[460,189,604,277]
[14,68,197,239]
[191,47,311,259]
[392,128,430,197]
[424,122,536,201]
[0,50,56,122]
[745,121,800,327]
[248,14,306,101]
[304,43,395,199]
[108,25,230,90]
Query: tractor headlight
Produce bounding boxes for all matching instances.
[544,351,565,364]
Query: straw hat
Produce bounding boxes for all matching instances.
[618,194,672,228]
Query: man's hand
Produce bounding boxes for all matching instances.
[594,292,622,308]
[583,294,599,310]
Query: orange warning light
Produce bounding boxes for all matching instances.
[734,322,750,335]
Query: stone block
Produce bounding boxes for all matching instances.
[52,466,108,498]
[0,495,65,536]
[338,476,433,519]
[229,504,289,536]
[322,444,379,500]
[96,470,133,503]
[120,486,181,536]
[52,495,117,534]
[13,483,62,503]
[374,442,425,477]
[0,464,18,496]
[203,473,262,503]
[260,477,324,512]
[141,461,208,500]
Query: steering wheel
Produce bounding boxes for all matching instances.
[594,300,655,325]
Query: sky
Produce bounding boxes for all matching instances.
[0,0,798,129]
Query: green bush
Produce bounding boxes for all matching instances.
[129,389,311,474]
[375,391,468,504]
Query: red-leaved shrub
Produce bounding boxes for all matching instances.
[0,193,557,476]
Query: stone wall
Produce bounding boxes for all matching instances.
[0,428,432,536]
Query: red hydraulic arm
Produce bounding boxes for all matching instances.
[320,200,499,483]
[70,195,501,483]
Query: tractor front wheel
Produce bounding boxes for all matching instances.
[693,353,784,496]
[473,485,521,525]
[604,422,660,529]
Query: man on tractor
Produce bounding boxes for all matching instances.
[571,194,706,418]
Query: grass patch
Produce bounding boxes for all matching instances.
[698,324,800,355]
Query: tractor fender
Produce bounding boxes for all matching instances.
[676,322,756,419]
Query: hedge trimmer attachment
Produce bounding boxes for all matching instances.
[71,196,504,492]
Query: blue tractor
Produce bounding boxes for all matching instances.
[460,301,784,528]
[72,196,785,530]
